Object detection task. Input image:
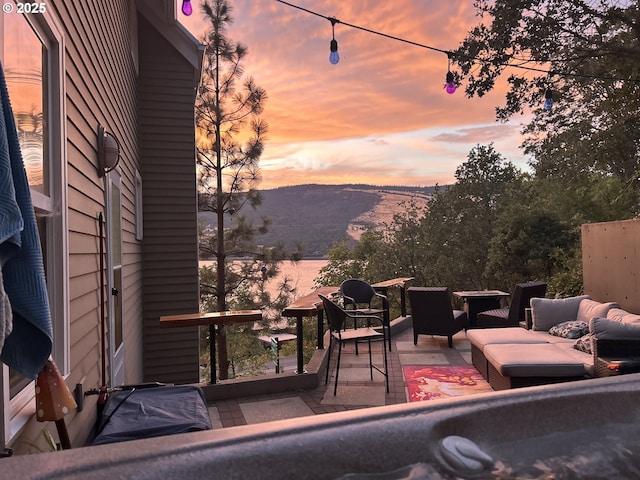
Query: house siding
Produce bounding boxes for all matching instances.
[61,0,142,447]
[1,0,138,452]
[4,0,201,453]
[138,15,200,385]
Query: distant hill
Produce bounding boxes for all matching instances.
[199,184,438,258]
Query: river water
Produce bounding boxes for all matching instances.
[199,259,329,299]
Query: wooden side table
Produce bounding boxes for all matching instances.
[453,290,510,328]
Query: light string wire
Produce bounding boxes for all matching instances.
[274,0,640,84]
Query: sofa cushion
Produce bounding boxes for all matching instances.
[466,327,548,350]
[576,299,618,323]
[484,344,587,377]
[590,317,640,340]
[607,308,640,325]
[548,320,590,339]
[555,341,596,377]
[530,295,590,331]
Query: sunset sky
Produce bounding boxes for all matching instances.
[178,0,532,189]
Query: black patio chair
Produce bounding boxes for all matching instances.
[319,294,389,396]
[339,278,391,351]
[476,281,547,328]
[408,287,468,348]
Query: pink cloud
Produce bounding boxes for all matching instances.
[179,1,524,186]
[431,125,522,144]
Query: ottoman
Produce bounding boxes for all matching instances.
[467,328,549,378]
[483,343,588,390]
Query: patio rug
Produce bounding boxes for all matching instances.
[403,366,493,402]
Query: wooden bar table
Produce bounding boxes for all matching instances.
[372,277,414,351]
[282,286,338,374]
[160,310,262,383]
[372,277,414,317]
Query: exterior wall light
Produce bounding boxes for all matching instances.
[97,125,120,177]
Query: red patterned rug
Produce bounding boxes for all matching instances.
[403,366,493,402]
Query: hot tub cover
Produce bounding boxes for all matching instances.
[92,385,211,445]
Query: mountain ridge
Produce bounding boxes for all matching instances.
[199,183,438,258]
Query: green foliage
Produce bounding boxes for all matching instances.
[314,238,367,287]
[417,145,523,289]
[454,0,640,208]
[227,327,271,378]
[546,248,585,298]
[485,207,578,290]
[314,229,395,286]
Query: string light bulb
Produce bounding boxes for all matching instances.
[445,54,456,94]
[445,72,456,94]
[544,88,553,110]
[329,17,340,65]
[182,0,192,16]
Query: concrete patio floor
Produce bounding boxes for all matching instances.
[207,326,475,428]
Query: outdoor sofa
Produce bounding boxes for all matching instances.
[467,295,640,390]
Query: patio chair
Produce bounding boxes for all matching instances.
[476,281,547,329]
[408,287,468,348]
[319,294,389,395]
[340,278,391,351]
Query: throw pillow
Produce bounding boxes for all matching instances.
[576,299,618,323]
[590,317,640,340]
[607,308,640,325]
[549,320,590,339]
[530,295,590,331]
[573,333,593,354]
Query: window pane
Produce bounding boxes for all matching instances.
[5,14,50,398]
[4,13,48,195]
[9,373,30,399]
[114,266,123,349]
[110,180,122,263]
[110,180,123,350]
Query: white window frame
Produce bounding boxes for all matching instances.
[0,6,68,447]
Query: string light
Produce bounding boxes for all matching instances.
[329,17,340,65]
[274,0,640,87]
[182,0,193,16]
[445,54,456,94]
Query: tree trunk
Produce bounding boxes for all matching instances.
[216,199,229,378]
[214,32,230,380]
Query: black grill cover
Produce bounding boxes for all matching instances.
[92,385,211,445]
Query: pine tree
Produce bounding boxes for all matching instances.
[196,0,299,380]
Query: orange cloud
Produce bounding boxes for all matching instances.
[180,1,525,187]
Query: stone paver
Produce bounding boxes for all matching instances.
[320,385,386,406]
[208,326,476,428]
[239,397,314,424]
[398,353,450,365]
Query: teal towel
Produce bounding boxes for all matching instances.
[0,62,53,379]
